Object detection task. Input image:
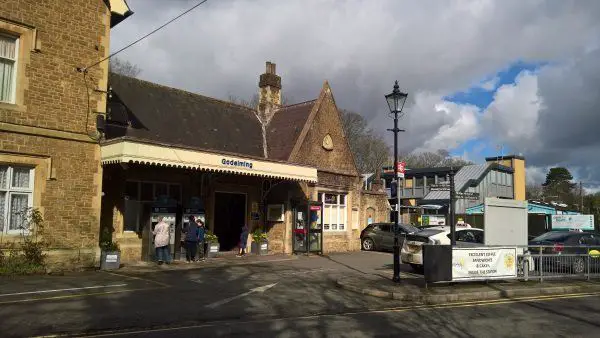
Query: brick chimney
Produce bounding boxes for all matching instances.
[257,61,281,125]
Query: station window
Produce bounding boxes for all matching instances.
[0,165,34,234]
[320,193,347,231]
[123,181,182,232]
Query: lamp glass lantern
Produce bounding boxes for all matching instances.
[385,81,408,114]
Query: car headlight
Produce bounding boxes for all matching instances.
[429,238,440,245]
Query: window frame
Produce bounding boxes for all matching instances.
[123,180,182,232]
[0,33,19,104]
[0,165,35,234]
[320,192,347,232]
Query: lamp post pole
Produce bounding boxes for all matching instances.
[449,168,456,246]
[385,81,408,283]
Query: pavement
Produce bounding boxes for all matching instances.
[0,251,599,337]
[336,274,600,304]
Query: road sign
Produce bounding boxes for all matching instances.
[429,184,450,191]
[455,192,480,200]
[395,161,406,179]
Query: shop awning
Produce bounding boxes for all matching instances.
[101,140,318,183]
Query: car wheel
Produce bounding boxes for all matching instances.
[572,257,586,274]
[362,238,375,251]
[410,264,424,273]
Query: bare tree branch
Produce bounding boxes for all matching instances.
[109,57,142,78]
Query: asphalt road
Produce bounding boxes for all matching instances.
[1,252,599,337]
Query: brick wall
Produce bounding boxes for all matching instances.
[0,1,111,266]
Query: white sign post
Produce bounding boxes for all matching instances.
[551,215,595,231]
[452,247,518,281]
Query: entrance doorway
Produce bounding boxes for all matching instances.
[214,192,247,251]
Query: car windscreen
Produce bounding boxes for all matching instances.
[400,224,420,234]
[531,232,571,242]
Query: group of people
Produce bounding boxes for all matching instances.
[152,215,206,265]
[152,215,251,264]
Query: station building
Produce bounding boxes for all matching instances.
[101,63,390,262]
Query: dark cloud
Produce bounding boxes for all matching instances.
[110,0,600,179]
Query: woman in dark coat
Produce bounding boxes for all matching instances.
[237,224,249,257]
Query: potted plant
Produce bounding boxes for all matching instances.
[250,229,269,255]
[99,240,121,270]
[204,231,220,258]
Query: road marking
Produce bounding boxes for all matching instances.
[0,286,166,305]
[38,291,600,337]
[205,283,278,309]
[102,271,170,287]
[0,284,127,297]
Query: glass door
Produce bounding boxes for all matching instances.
[293,205,308,253]
[308,202,323,254]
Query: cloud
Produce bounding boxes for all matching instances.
[478,76,500,91]
[110,0,600,180]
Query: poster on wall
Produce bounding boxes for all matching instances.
[551,215,595,231]
[452,247,517,281]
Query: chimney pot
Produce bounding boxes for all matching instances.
[266,61,276,75]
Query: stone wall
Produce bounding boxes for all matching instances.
[0,1,111,266]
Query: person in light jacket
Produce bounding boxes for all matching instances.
[152,216,171,265]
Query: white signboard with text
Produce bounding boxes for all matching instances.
[452,247,517,281]
[551,215,595,231]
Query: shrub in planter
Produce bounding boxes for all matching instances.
[204,231,220,258]
[99,240,121,270]
[250,229,269,255]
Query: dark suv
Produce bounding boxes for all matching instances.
[360,223,419,252]
[529,231,600,274]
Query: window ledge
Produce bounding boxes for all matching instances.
[0,101,26,112]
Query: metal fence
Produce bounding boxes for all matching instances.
[517,245,600,282]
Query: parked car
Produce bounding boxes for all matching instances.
[360,223,420,252]
[528,231,600,274]
[401,225,483,271]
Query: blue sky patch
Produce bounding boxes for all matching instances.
[445,61,545,109]
[445,60,544,163]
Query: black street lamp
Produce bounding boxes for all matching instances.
[385,80,408,283]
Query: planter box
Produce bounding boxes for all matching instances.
[251,241,269,255]
[206,242,220,258]
[100,251,120,270]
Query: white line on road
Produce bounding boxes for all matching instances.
[0,284,128,297]
[205,283,278,309]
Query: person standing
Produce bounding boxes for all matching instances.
[184,215,200,263]
[152,216,171,265]
[237,224,249,257]
[197,219,206,261]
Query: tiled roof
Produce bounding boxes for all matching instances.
[105,73,265,157]
[266,100,316,160]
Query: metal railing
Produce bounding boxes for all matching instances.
[517,245,600,282]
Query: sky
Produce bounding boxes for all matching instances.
[110,0,600,191]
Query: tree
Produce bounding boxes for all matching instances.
[399,149,473,168]
[542,167,576,204]
[109,57,141,78]
[526,184,544,200]
[340,110,391,175]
